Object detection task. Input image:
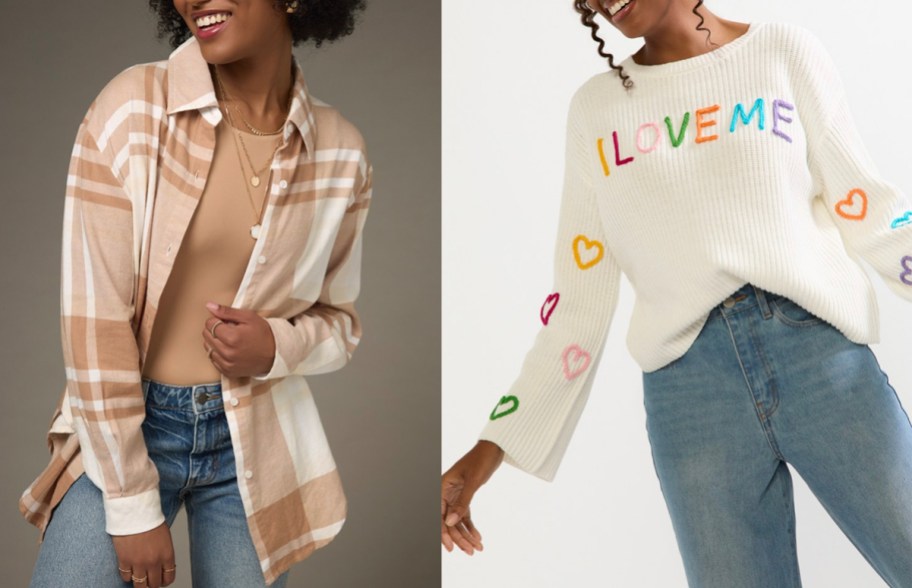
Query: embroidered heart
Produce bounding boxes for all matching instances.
[901,256,912,286]
[540,293,560,325]
[835,188,868,221]
[489,395,520,420]
[562,344,591,380]
[891,211,912,229]
[573,234,604,270]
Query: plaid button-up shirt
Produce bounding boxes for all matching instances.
[18,34,372,585]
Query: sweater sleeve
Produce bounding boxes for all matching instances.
[62,103,165,536]
[478,91,624,481]
[251,158,373,380]
[802,33,912,301]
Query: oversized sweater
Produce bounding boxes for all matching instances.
[479,21,912,482]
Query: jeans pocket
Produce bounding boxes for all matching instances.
[770,295,823,327]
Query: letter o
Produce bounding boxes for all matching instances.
[635,122,661,153]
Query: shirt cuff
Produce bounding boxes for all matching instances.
[103,487,166,536]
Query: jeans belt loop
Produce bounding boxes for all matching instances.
[752,284,773,320]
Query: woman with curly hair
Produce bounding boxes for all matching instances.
[22,1,369,586]
[442,1,912,586]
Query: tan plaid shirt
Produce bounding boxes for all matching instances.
[18,35,372,585]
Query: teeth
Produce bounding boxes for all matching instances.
[195,12,230,28]
[607,0,631,16]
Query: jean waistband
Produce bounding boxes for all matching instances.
[711,282,776,320]
[141,377,223,413]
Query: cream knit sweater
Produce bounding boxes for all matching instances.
[479,21,912,481]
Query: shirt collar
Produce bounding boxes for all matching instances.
[165,35,316,155]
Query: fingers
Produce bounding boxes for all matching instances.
[118,561,133,584]
[147,564,163,588]
[445,519,482,555]
[441,517,455,552]
[162,562,177,587]
[130,565,149,588]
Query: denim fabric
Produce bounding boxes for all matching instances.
[29,378,290,587]
[642,283,912,588]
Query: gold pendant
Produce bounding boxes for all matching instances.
[250,223,261,239]
[251,175,260,187]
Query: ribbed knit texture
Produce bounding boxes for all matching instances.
[479,21,912,481]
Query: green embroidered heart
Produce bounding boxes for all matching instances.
[489,395,519,420]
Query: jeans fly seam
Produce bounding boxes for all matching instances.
[721,311,787,462]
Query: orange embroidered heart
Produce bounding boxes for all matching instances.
[573,234,604,270]
[835,188,868,221]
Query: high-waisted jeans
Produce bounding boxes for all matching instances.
[642,282,912,587]
[28,377,290,587]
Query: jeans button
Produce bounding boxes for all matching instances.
[722,296,736,308]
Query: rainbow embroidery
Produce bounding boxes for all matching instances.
[541,293,559,326]
[901,256,912,286]
[835,188,867,221]
[490,395,520,420]
[573,234,604,269]
[891,211,912,229]
[595,98,795,177]
[562,344,591,380]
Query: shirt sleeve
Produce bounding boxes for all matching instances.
[62,104,165,536]
[802,32,912,302]
[477,91,624,482]
[252,158,373,380]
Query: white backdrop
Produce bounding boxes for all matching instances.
[442,1,912,586]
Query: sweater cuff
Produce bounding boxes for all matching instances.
[103,488,166,535]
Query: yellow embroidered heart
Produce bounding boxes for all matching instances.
[573,234,604,270]
[835,188,867,221]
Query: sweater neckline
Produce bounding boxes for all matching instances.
[620,21,763,78]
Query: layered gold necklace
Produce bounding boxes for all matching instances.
[213,65,292,239]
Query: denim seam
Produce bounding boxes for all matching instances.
[720,311,787,462]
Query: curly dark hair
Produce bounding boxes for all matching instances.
[572,0,716,91]
[148,0,366,50]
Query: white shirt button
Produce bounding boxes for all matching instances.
[230,397,239,407]
[257,255,267,264]
[278,179,288,189]
[244,470,253,479]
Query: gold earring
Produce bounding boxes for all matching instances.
[286,1,298,13]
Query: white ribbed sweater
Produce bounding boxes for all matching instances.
[479,21,912,481]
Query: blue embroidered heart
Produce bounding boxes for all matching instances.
[891,211,912,229]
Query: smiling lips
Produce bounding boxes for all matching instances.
[604,0,635,21]
[195,11,232,29]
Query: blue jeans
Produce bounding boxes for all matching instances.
[29,377,290,587]
[642,283,912,587]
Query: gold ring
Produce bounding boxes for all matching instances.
[210,319,224,339]
[207,346,215,359]
[118,567,132,573]
[131,575,148,583]
[164,565,177,573]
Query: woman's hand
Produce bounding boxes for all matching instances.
[112,522,176,587]
[201,302,276,378]
[441,440,505,554]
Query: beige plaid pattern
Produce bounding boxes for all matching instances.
[18,35,372,585]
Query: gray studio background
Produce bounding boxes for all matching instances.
[0,1,439,586]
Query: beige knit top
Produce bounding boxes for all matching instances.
[141,118,284,386]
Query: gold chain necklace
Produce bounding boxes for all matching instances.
[213,67,285,239]
[214,67,286,187]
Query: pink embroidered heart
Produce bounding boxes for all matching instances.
[835,188,868,221]
[541,293,560,325]
[901,255,912,286]
[562,344,591,380]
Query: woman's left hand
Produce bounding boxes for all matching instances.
[201,302,276,378]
